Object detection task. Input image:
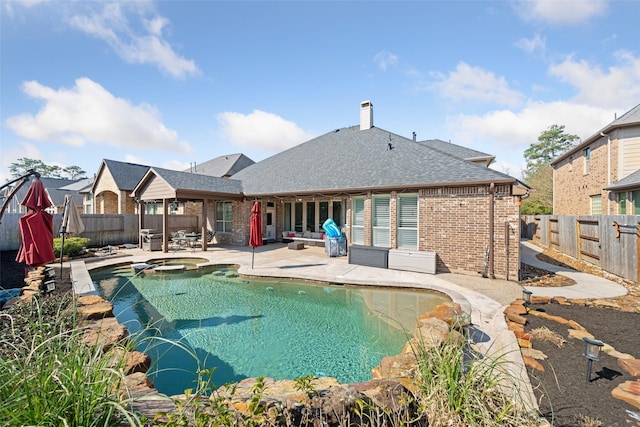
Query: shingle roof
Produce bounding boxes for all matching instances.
[604,168,640,191]
[187,153,255,177]
[59,177,93,193]
[102,159,150,191]
[8,177,82,207]
[416,139,494,163]
[233,126,515,196]
[149,167,244,195]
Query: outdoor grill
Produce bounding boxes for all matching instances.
[140,229,162,251]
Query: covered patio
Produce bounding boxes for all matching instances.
[131,167,245,253]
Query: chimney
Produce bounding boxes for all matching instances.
[360,100,373,130]
[412,132,416,142]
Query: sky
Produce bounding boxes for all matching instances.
[2,0,640,184]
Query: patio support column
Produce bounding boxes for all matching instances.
[162,199,169,253]
[201,198,208,251]
[138,201,145,248]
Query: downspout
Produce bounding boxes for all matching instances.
[601,132,611,214]
[489,182,495,279]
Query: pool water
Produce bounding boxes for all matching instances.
[92,263,449,396]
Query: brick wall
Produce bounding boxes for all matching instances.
[553,134,619,215]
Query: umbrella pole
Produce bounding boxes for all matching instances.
[60,232,65,278]
[252,247,255,269]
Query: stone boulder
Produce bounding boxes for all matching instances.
[418,302,468,327]
[82,316,128,350]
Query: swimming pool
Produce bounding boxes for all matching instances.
[92,261,450,396]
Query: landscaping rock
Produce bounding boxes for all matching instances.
[520,348,548,360]
[567,328,594,340]
[611,380,640,409]
[372,353,418,379]
[77,301,114,320]
[504,306,527,325]
[77,295,106,305]
[618,358,640,377]
[417,302,467,326]
[523,355,545,372]
[82,316,127,349]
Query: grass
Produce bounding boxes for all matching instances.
[0,294,141,427]
[529,326,566,348]
[412,326,538,426]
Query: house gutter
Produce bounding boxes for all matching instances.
[489,182,495,279]
[601,132,611,214]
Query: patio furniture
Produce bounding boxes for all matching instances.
[288,241,304,250]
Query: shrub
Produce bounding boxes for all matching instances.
[53,236,90,258]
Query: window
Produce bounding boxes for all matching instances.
[372,195,390,247]
[319,202,329,228]
[284,202,291,231]
[590,194,602,215]
[294,202,303,232]
[633,191,640,215]
[332,201,342,226]
[620,193,627,215]
[351,197,365,245]
[397,194,418,249]
[306,201,316,231]
[584,147,591,174]
[145,203,159,215]
[216,201,233,233]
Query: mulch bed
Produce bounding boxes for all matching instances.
[524,303,639,427]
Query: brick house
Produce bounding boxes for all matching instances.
[551,104,640,215]
[133,101,528,280]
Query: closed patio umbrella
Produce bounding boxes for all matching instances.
[15,178,55,271]
[249,201,263,268]
[59,194,85,272]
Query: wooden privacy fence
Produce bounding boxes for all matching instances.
[521,215,639,284]
[0,214,200,251]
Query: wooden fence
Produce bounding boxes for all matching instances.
[521,215,639,284]
[0,214,200,251]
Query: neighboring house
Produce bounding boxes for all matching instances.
[91,160,151,214]
[552,104,640,215]
[59,177,93,214]
[133,101,528,280]
[185,153,255,177]
[1,177,84,215]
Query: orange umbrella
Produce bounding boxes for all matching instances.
[15,178,55,269]
[249,201,263,268]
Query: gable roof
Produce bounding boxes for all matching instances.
[91,159,150,193]
[603,168,640,191]
[416,139,495,165]
[233,126,517,196]
[133,166,244,199]
[552,104,640,165]
[187,153,255,177]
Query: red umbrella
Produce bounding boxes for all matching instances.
[249,201,263,268]
[15,178,55,269]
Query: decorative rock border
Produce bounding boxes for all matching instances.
[72,296,472,424]
[504,297,640,410]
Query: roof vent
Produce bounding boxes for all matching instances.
[360,100,373,130]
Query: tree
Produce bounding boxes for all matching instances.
[9,158,86,180]
[523,124,579,176]
[521,125,579,215]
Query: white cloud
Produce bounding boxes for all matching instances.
[515,0,608,25]
[549,51,640,108]
[373,51,399,71]
[431,62,523,107]
[68,3,199,79]
[4,78,192,154]
[217,110,314,153]
[447,101,613,169]
[515,34,546,56]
